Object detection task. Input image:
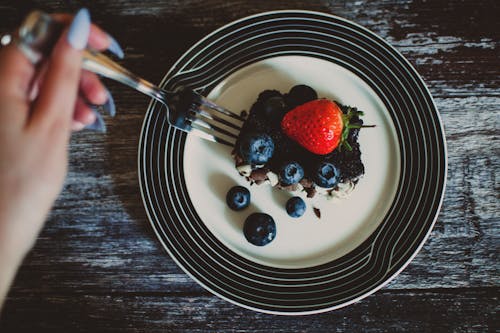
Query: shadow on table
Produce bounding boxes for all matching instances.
[103,84,153,238]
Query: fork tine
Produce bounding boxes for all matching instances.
[191,105,242,134]
[190,123,236,146]
[196,105,245,131]
[191,114,239,139]
[166,88,244,146]
[198,95,246,121]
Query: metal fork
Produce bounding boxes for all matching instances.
[12,11,245,146]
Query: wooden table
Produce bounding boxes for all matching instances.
[0,1,498,331]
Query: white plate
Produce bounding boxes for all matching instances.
[184,55,400,268]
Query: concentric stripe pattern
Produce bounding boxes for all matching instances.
[138,11,446,314]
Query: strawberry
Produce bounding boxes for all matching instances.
[281,99,344,155]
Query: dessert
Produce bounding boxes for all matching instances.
[233,85,368,201]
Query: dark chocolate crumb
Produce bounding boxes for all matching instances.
[313,207,321,219]
[305,187,316,198]
[234,155,244,166]
[300,178,314,188]
[250,168,269,181]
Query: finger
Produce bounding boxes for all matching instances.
[34,69,108,123]
[79,71,107,105]
[72,97,96,131]
[0,43,35,97]
[28,61,49,101]
[79,71,116,117]
[0,96,29,130]
[0,44,35,126]
[29,8,91,133]
[52,13,124,57]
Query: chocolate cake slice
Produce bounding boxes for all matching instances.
[232,85,369,200]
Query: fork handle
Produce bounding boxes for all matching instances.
[13,10,169,103]
[82,50,168,102]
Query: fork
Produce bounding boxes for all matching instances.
[12,10,245,146]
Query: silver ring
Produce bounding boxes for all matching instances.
[0,32,41,64]
[0,34,12,47]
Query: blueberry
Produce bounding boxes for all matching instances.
[243,213,276,246]
[279,161,304,186]
[257,89,282,103]
[239,133,275,164]
[226,186,250,211]
[313,162,340,188]
[262,96,286,121]
[286,197,306,218]
[285,85,318,107]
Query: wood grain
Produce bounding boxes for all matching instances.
[1,289,498,332]
[0,0,498,331]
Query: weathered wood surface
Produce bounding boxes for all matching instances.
[0,0,498,331]
[0,289,498,332]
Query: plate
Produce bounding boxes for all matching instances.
[138,10,447,315]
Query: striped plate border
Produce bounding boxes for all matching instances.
[138,10,447,315]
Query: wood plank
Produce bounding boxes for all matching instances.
[0,288,497,332]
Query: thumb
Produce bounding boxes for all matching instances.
[29,8,90,132]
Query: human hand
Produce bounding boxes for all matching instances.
[0,9,122,305]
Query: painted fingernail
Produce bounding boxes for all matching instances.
[85,111,107,133]
[103,90,116,117]
[67,8,91,50]
[107,34,124,59]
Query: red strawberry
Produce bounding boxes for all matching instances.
[281,99,343,155]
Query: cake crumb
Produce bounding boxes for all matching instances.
[305,187,316,198]
[313,207,321,219]
[250,168,269,181]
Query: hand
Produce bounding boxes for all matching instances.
[0,9,121,308]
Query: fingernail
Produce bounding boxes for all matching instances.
[72,121,86,131]
[28,83,39,101]
[67,8,91,50]
[103,90,116,117]
[107,34,124,59]
[85,111,107,133]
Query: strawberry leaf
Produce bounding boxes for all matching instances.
[338,106,374,151]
